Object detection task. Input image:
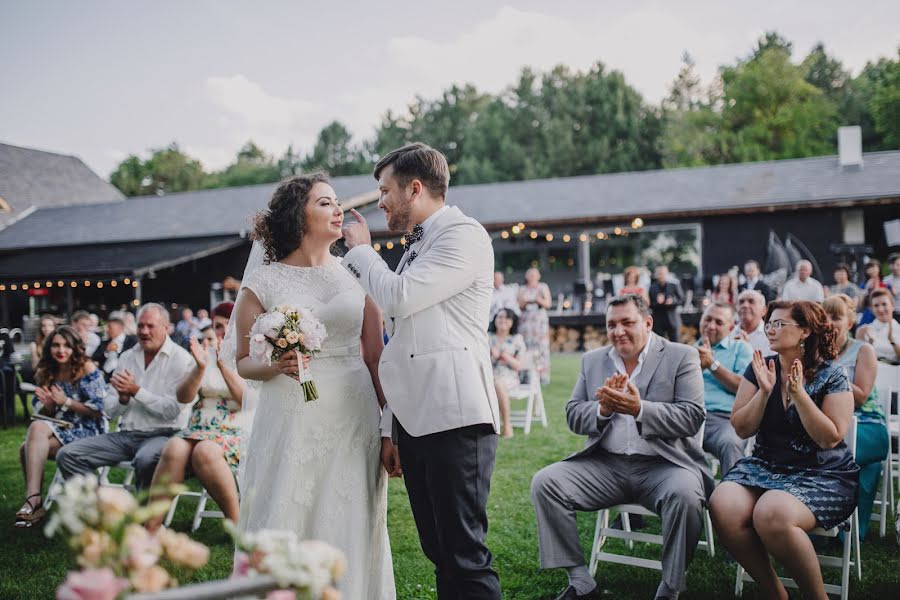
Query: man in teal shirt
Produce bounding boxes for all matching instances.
[696,302,754,476]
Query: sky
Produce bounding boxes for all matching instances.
[2,0,898,179]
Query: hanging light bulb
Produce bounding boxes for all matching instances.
[516,222,525,230]
[386,241,394,250]
[529,231,538,239]
[631,217,644,229]
[10,284,17,291]
[614,227,623,236]
[579,234,588,242]
[84,280,91,287]
[124,278,131,285]
[501,231,509,239]
[563,234,571,243]
[46,281,53,287]
[400,237,407,246]
[70,281,77,288]
[511,225,521,235]
[373,243,381,252]
[131,281,139,288]
[22,284,29,290]
[0,285,5,291]
[110,281,118,287]
[57,280,64,287]
[97,282,104,289]
[545,233,554,242]
[34,282,41,288]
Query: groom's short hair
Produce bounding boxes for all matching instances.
[374,142,449,199]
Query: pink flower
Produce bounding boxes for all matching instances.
[158,528,210,569]
[123,524,161,571]
[266,591,297,600]
[56,568,128,600]
[249,333,271,363]
[129,565,170,593]
[232,551,251,577]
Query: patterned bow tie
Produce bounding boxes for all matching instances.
[403,223,424,246]
[405,251,418,267]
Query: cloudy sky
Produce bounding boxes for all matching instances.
[2,0,898,178]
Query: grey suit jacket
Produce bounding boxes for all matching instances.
[565,336,715,498]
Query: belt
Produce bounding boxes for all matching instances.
[316,344,361,358]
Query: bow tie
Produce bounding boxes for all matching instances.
[405,251,418,267]
[403,223,424,246]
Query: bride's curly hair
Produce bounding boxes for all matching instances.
[251,172,331,263]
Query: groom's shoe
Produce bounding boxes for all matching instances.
[552,585,600,600]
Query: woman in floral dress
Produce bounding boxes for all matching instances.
[489,309,528,438]
[148,302,244,529]
[518,267,552,384]
[16,325,106,528]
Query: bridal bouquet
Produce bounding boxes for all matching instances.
[249,304,327,401]
[46,474,210,596]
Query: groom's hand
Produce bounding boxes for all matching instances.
[380,437,402,478]
[342,209,371,249]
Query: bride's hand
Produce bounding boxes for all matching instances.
[276,350,312,380]
[380,438,402,478]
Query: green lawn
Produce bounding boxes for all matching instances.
[2,355,899,598]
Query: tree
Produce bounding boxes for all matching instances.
[109,143,205,196]
[109,155,148,197]
[301,121,370,176]
[868,52,900,147]
[207,141,281,188]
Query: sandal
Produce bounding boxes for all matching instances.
[14,494,45,527]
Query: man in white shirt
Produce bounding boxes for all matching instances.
[56,303,196,490]
[91,311,138,381]
[531,294,710,600]
[780,260,825,302]
[490,271,520,320]
[733,290,772,354]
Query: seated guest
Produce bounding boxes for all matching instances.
[174,307,200,345]
[712,273,738,306]
[709,301,858,600]
[856,289,900,362]
[733,290,771,354]
[696,302,753,476]
[71,310,102,357]
[828,263,861,301]
[857,260,886,325]
[490,271,521,320]
[489,308,527,439]
[16,326,107,528]
[531,294,711,600]
[56,303,196,491]
[147,302,244,530]
[780,260,824,303]
[92,310,138,381]
[739,260,775,304]
[824,294,888,539]
[29,315,58,371]
[195,308,212,329]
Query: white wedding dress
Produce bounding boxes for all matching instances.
[237,259,395,599]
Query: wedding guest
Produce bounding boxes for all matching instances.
[733,290,771,354]
[56,303,196,491]
[123,310,138,336]
[856,289,900,362]
[823,294,888,539]
[29,315,58,371]
[697,302,754,475]
[195,308,212,330]
[620,266,650,307]
[71,310,102,357]
[882,253,900,315]
[709,300,858,600]
[712,273,738,306]
[828,263,860,301]
[858,260,888,325]
[489,308,527,439]
[648,265,684,342]
[518,267,552,384]
[780,260,824,303]
[16,326,107,528]
[147,302,244,530]
[739,260,775,304]
[490,271,520,320]
[175,308,199,344]
[531,294,710,600]
[91,310,138,381]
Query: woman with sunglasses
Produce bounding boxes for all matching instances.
[147,302,244,529]
[709,300,858,600]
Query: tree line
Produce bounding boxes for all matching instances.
[110,32,899,197]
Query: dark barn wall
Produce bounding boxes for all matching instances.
[700,208,844,283]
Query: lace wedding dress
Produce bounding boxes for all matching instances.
[237,259,395,599]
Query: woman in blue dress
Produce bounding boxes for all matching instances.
[15,325,107,528]
[709,301,858,600]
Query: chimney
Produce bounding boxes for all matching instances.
[838,126,863,169]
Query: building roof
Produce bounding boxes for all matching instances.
[0,235,245,280]
[0,142,125,227]
[1,151,898,251]
[355,150,900,233]
[0,174,376,250]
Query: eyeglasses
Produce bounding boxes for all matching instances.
[764,320,799,333]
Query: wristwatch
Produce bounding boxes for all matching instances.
[709,360,721,372]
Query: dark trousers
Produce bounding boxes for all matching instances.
[397,421,501,599]
[56,429,176,491]
[652,316,680,342]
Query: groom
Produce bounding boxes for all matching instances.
[342,142,502,599]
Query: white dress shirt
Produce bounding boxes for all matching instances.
[103,336,196,431]
[101,333,127,374]
[596,333,658,456]
[867,319,900,361]
[735,320,771,354]
[780,277,825,302]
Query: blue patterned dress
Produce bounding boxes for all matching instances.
[723,358,859,529]
[31,369,108,445]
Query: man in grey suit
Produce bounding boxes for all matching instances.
[531,294,713,600]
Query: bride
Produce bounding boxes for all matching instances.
[230,173,396,598]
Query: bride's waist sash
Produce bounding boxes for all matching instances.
[316,343,361,359]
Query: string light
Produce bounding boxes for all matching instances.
[386,241,394,250]
[10,285,17,291]
[545,234,554,241]
[132,299,140,307]
[124,278,131,285]
[516,222,525,230]
[131,281,138,288]
[562,234,571,243]
[0,285,5,291]
[34,282,41,289]
[46,281,52,287]
[501,231,509,239]
[529,231,538,239]
[97,282,104,289]
[84,280,91,287]
[57,281,64,287]
[373,243,381,252]
[511,225,520,234]
[614,227,623,235]
[579,234,588,242]
[70,282,77,288]
[110,281,118,287]
[631,217,644,229]
[21,284,28,290]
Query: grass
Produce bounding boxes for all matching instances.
[1,355,899,598]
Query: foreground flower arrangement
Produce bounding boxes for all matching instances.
[47,474,209,597]
[47,474,347,600]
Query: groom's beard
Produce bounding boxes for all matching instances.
[386,197,414,233]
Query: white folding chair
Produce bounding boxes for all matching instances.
[875,362,900,498]
[869,382,895,538]
[164,475,238,531]
[734,416,861,600]
[508,356,548,434]
[43,467,66,510]
[98,461,136,490]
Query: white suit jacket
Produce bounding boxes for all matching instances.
[342,205,500,437]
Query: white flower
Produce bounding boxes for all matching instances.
[255,311,286,335]
[285,331,300,345]
[249,333,272,364]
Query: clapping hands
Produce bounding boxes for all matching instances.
[595,373,642,417]
[787,358,805,400]
[697,336,714,369]
[34,384,66,408]
[750,350,776,395]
